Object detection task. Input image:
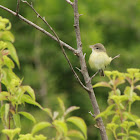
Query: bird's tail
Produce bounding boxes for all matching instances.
[99,69,105,76]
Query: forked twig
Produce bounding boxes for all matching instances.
[21,1,89,92]
[0,5,77,54]
[65,0,73,6]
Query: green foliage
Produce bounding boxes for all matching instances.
[2,128,21,140]
[93,69,140,140]
[0,16,87,140]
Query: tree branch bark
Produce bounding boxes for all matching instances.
[71,0,108,140]
[20,1,89,92]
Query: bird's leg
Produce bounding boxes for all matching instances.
[91,70,100,80]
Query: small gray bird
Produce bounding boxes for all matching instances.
[88,43,112,76]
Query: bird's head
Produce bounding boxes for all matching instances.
[89,43,106,52]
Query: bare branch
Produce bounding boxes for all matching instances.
[21,1,89,92]
[65,0,73,6]
[73,0,108,140]
[112,54,120,61]
[0,5,77,54]
[75,67,82,72]
[16,0,20,15]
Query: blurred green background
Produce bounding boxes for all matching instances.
[0,0,140,139]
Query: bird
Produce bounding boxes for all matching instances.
[88,43,112,76]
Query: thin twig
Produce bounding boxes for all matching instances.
[75,67,82,72]
[16,0,20,15]
[83,53,86,59]
[0,5,77,54]
[112,54,120,61]
[21,1,89,92]
[91,70,99,80]
[89,111,95,118]
[65,0,73,6]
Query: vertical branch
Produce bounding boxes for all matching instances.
[72,0,108,140]
[16,0,20,15]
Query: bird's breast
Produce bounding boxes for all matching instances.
[89,51,112,70]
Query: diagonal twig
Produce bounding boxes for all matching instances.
[112,54,120,61]
[91,70,99,80]
[21,1,89,92]
[0,5,77,54]
[65,0,73,6]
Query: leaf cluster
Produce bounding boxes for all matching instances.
[93,69,140,140]
[0,16,87,140]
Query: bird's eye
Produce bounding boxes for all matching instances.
[96,47,99,49]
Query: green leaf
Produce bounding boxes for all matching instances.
[0,16,11,30]
[112,115,120,123]
[2,128,21,140]
[120,121,135,132]
[13,114,21,128]
[0,31,15,42]
[0,105,5,124]
[67,130,85,140]
[135,85,140,90]
[93,82,111,88]
[110,95,128,103]
[123,112,139,122]
[31,122,51,135]
[0,41,7,50]
[5,103,9,125]
[18,134,34,140]
[64,106,80,117]
[130,130,140,136]
[95,104,115,119]
[129,136,138,140]
[0,94,7,101]
[53,120,68,136]
[127,68,139,75]
[117,133,126,136]
[22,94,43,109]
[1,68,20,89]
[106,123,119,132]
[57,97,65,113]
[43,108,53,118]
[136,119,140,127]
[34,134,47,140]
[22,86,35,100]
[19,111,36,123]
[6,42,20,68]
[67,117,87,139]
[3,55,15,69]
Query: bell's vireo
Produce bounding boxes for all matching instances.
[89,43,112,76]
